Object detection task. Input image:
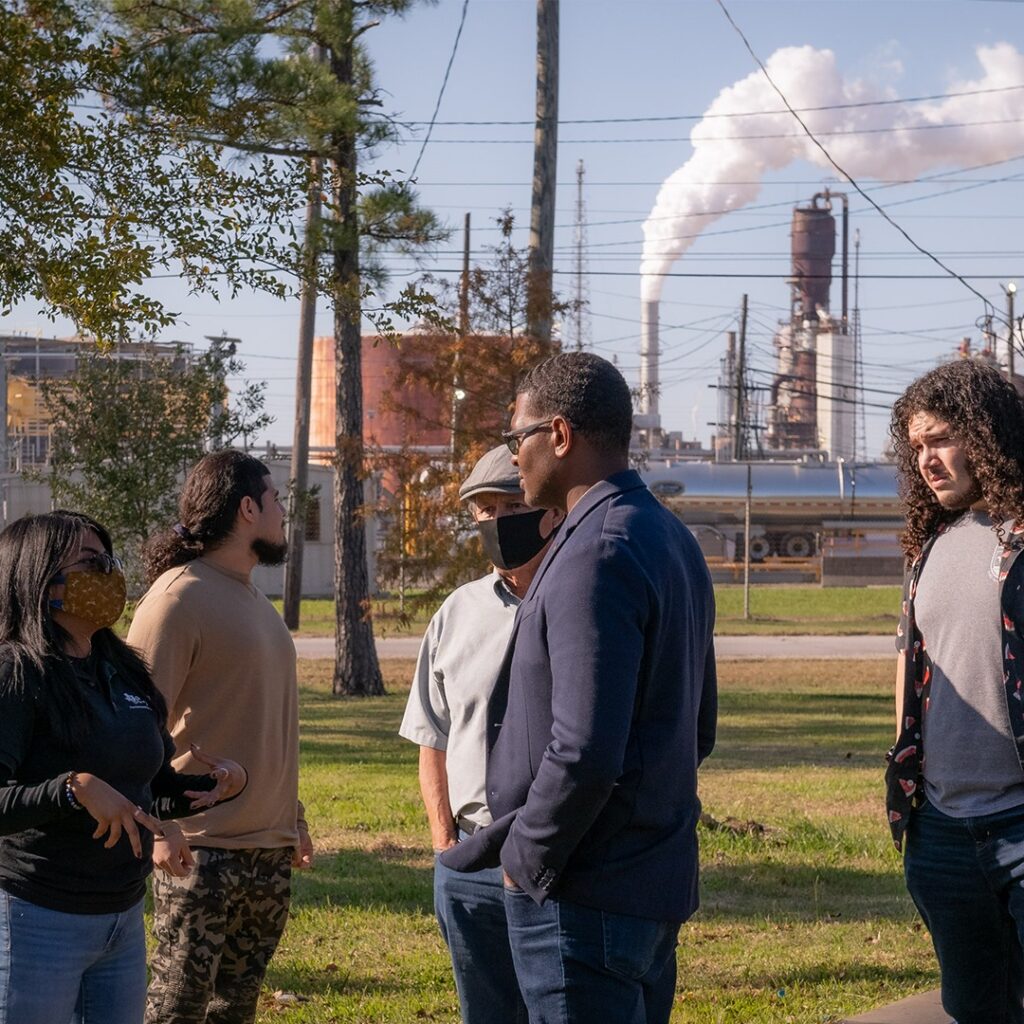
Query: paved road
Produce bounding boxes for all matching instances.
[294,633,894,661]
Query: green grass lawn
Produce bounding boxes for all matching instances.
[276,585,905,639]
[233,657,934,1023]
[270,598,435,638]
[713,585,903,636]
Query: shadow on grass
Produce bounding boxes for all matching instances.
[769,962,935,990]
[709,691,892,769]
[294,687,896,772]
[699,858,913,923]
[286,842,911,928]
[261,963,443,1002]
[298,693,416,767]
[291,846,434,915]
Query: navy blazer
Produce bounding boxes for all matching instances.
[441,470,717,923]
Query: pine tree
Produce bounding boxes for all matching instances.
[113,0,446,694]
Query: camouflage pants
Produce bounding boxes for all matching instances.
[145,846,292,1024]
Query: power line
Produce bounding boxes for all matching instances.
[747,365,903,399]
[399,83,1024,126]
[391,116,1024,145]
[369,267,1024,281]
[561,158,1024,231]
[406,0,470,181]
[571,166,1024,253]
[714,0,996,320]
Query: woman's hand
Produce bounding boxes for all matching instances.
[152,825,195,878]
[69,772,163,859]
[184,743,247,809]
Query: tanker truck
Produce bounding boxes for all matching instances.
[640,460,901,563]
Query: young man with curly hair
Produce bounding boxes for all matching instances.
[888,359,1024,1024]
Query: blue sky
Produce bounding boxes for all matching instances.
[7,0,1024,458]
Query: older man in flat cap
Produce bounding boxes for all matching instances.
[399,446,562,1024]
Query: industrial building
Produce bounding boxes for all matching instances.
[0,334,343,598]
[0,334,191,472]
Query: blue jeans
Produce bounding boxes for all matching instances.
[434,848,527,1024]
[0,890,146,1024]
[905,799,1024,1024]
[503,887,680,1024]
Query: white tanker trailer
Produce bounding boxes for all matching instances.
[640,460,901,562]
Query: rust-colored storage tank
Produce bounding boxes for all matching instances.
[790,193,835,318]
[310,334,450,458]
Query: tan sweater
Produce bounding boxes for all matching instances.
[127,558,301,849]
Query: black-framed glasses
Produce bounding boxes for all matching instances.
[501,419,554,455]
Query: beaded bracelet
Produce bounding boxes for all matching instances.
[64,771,83,811]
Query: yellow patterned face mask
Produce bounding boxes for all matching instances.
[50,568,127,631]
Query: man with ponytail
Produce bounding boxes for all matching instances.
[128,449,313,1024]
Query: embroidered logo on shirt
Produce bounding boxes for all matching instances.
[123,692,151,711]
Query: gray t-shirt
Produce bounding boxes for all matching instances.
[916,511,1024,816]
[398,571,520,829]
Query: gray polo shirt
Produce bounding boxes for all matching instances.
[916,511,1024,816]
[399,571,520,829]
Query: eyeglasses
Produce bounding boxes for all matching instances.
[63,552,124,575]
[501,419,554,455]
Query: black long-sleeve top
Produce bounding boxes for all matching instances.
[0,653,216,914]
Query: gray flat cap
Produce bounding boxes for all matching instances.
[459,445,523,502]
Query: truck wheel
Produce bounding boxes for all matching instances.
[781,533,814,558]
[747,535,771,562]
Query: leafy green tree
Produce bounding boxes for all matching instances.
[0,0,308,343]
[40,346,271,582]
[112,0,446,695]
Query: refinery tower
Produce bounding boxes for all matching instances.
[711,191,857,462]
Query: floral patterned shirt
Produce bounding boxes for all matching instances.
[886,522,1024,850]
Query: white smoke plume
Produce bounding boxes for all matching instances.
[640,43,1024,303]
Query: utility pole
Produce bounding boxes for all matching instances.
[526,0,559,343]
[1006,281,1017,385]
[450,212,470,468]
[283,157,322,630]
[853,229,866,462]
[743,462,752,620]
[572,158,587,351]
[733,293,748,460]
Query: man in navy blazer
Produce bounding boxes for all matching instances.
[440,352,717,1024]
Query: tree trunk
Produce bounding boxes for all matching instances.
[329,32,383,698]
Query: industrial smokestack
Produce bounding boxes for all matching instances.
[638,300,660,428]
[640,41,1024,306]
[790,194,836,320]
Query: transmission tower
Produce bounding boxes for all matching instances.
[570,158,590,351]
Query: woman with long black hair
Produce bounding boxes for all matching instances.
[0,511,246,1024]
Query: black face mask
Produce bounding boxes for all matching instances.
[476,508,553,570]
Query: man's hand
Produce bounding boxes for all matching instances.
[502,869,522,891]
[418,747,458,853]
[293,822,314,869]
[152,826,195,878]
[184,744,247,808]
[433,834,458,854]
